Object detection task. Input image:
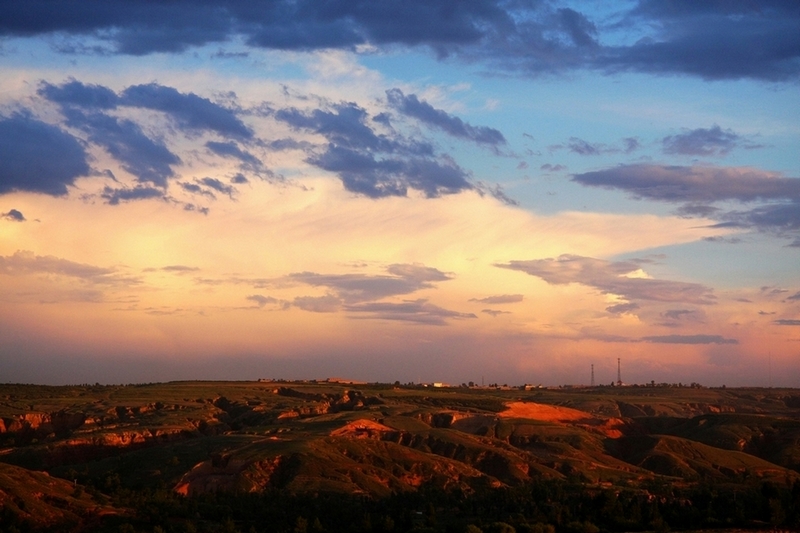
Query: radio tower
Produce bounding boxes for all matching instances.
[617,358,622,386]
[591,364,595,387]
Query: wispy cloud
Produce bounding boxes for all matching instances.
[497,254,715,305]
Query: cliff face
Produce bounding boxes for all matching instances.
[0,462,117,529]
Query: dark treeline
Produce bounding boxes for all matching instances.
[4,476,799,533]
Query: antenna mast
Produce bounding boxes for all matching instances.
[617,358,622,386]
[591,364,595,387]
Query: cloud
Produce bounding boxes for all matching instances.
[481,309,510,317]
[160,265,199,273]
[605,1,800,81]
[497,254,715,305]
[39,80,268,188]
[2,209,26,222]
[469,294,523,304]
[62,108,180,187]
[197,177,234,197]
[276,101,472,198]
[557,137,641,156]
[41,80,251,139]
[662,309,696,320]
[0,250,136,286]
[310,144,471,198]
[385,88,506,146]
[180,182,215,198]
[344,299,477,325]
[246,294,279,308]
[287,263,452,304]
[567,137,603,156]
[120,83,252,139]
[662,125,741,156]
[100,185,166,205]
[206,141,262,169]
[5,2,800,81]
[606,302,639,315]
[0,113,90,196]
[641,334,738,345]
[572,164,800,203]
[292,294,341,313]
[774,319,800,326]
[731,203,800,232]
[275,102,388,151]
[38,79,119,109]
[786,291,800,301]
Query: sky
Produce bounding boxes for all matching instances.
[1,1,799,387]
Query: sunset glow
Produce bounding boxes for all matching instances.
[1,1,799,386]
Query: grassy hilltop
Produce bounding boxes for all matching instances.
[1,381,800,532]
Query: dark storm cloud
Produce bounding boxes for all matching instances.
[63,109,179,187]
[641,334,738,345]
[385,88,506,146]
[277,102,471,198]
[4,2,799,81]
[121,84,252,139]
[572,165,800,203]
[0,114,90,196]
[344,299,477,325]
[1,209,26,222]
[662,125,741,157]
[469,294,523,304]
[497,254,715,305]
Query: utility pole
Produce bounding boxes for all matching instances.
[617,358,622,387]
[591,364,594,387]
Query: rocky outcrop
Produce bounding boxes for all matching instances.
[274,388,383,419]
[0,411,86,440]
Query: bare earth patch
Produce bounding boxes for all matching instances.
[500,402,627,438]
[330,419,395,438]
[499,402,591,421]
